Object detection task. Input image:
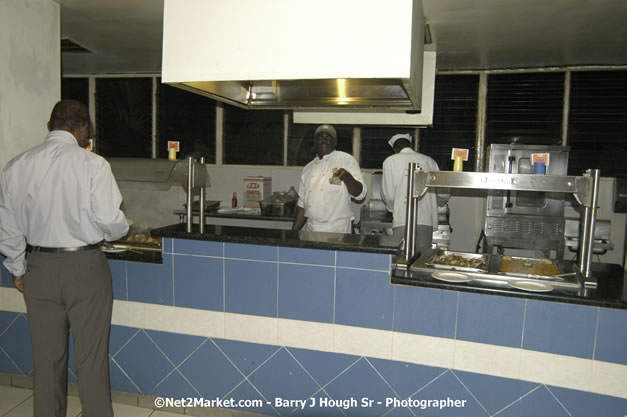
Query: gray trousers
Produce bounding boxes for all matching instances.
[23,249,113,417]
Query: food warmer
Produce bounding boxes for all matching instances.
[398,166,602,291]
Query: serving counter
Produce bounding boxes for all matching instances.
[1,224,625,416]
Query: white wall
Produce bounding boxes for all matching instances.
[0,0,60,170]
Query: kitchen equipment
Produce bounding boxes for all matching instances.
[484,143,570,258]
[259,192,297,217]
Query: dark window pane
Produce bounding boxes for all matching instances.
[61,77,89,106]
[485,72,564,145]
[360,127,415,169]
[223,106,283,165]
[157,82,216,162]
[287,115,353,166]
[567,70,627,177]
[421,74,479,171]
[95,78,152,157]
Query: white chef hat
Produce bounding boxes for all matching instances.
[388,133,412,148]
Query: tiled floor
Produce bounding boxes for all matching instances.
[0,385,183,417]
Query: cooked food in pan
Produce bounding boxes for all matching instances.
[499,256,559,276]
[427,252,488,270]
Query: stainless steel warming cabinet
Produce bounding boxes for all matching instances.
[399,167,602,289]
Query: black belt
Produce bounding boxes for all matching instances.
[27,243,102,253]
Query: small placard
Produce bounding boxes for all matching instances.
[531,153,550,165]
[167,141,180,151]
[451,148,469,161]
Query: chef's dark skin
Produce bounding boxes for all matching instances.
[292,131,363,231]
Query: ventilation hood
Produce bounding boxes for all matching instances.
[162,0,433,125]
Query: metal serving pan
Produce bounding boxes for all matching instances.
[424,250,489,273]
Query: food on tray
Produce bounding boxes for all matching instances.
[121,232,161,245]
[427,252,487,269]
[499,256,559,276]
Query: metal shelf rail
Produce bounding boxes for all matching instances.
[402,166,600,284]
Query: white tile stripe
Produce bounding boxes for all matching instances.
[1,288,625,399]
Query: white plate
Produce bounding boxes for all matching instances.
[509,280,553,292]
[431,271,473,283]
[101,247,126,253]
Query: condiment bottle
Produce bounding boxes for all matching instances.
[232,192,238,208]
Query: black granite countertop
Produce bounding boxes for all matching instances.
[392,262,627,309]
[152,223,401,255]
[103,249,163,264]
[174,209,293,222]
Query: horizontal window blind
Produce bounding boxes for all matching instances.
[421,74,479,171]
[157,82,217,162]
[360,127,415,170]
[567,70,627,177]
[485,72,564,146]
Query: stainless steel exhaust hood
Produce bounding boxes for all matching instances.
[162,0,432,124]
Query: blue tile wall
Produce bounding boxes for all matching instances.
[523,300,597,359]
[226,243,277,261]
[0,314,32,375]
[335,268,394,330]
[288,347,359,387]
[213,338,280,377]
[393,285,458,339]
[173,255,223,311]
[173,238,222,257]
[248,348,320,416]
[549,385,627,417]
[279,247,335,266]
[279,263,334,323]
[408,370,488,417]
[1,317,626,417]
[368,358,445,400]
[145,329,206,367]
[454,370,538,416]
[497,385,570,417]
[324,358,399,417]
[336,251,390,271]
[456,292,525,348]
[162,238,173,254]
[228,380,280,416]
[225,259,277,317]
[127,253,174,305]
[108,260,127,300]
[176,339,243,398]
[0,259,11,288]
[594,307,627,365]
[112,330,174,393]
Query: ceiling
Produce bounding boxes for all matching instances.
[57,0,627,75]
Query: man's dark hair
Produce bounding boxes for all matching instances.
[48,99,90,133]
[393,138,412,150]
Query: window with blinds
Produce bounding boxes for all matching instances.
[485,72,564,146]
[61,77,89,107]
[567,70,627,177]
[95,78,153,158]
[157,82,217,162]
[420,74,479,171]
[223,105,284,165]
[360,127,415,170]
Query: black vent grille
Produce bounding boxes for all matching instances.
[61,38,93,54]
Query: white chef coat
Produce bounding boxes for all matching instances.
[0,130,129,276]
[297,150,367,232]
[381,148,439,229]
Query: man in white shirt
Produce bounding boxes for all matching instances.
[382,133,448,252]
[0,100,129,417]
[292,124,367,233]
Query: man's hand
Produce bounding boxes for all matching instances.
[13,275,24,293]
[333,168,363,198]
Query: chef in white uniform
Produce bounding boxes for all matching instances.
[292,125,367,233]
[381,133,448,251]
